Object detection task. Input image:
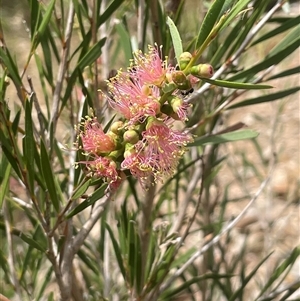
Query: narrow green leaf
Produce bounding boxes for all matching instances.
[97,0,124,26]
[219,0,252,31]
[24,100,35,192]
[228,33,300,81]
[189,130,259,146]
[267,23,300,58]
[36,0,56,40]
[227,87,300,109]
[200,78,273,90]
[256,246,300,299]
[115,22,133,63]
[7,225,46,252]
[105,222,127,280]
[76,37,106,70]
[251,15,300,47]
[0,48,22,87]
[162,274,233,299]
[29,0,41,38]
[77,249,99,274]
[166,16,183,63]
[1,145,22,179]
[0,157,11,209]
[36,267,53,300]
[229,252,273,301]
[195,0,226,49]
[40,138,60,212]
[66,183,107,218]
[266,65,300,81]
[71,179,92,200]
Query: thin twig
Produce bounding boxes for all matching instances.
[71,194,112,255]
[48,1,75,140]
[187,1,284,102]
[137,0,145,50]
[159,164,274,293]
[27,76,46,140]
[149,0,162,46]
[169,156,202,234]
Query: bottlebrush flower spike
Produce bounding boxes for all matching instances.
[136,117,193,183]
[130,44,171,86]
[107,72,161,124]
[74,44,213,190]
[79,117,116,154]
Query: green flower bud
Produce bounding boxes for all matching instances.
[172,71,192,90]
[110,120,124,134]
[179,52,192,70]
[123,129,139,144]
[190,64,214,78]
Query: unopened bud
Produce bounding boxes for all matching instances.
[123,130,139,144]
[190,64,214,78]
[172,71,192,90]
[110,121,124,134]
[179,52,192,70]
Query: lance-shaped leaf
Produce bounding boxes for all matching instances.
[105,222,127,280]
[71,178,92,200]
[166,16,183,63]
[24,100,35,192]
[189,130,259,146]
[200,78,272,90]
[0,157,11,209]
[40,138,60,212]
[66,183,107,218]
[76,37,106,70]
[227,86,300,109]
[228,26,300,81]
[251,15,300,47]
[115,22,133,63]
[32,0,56,49]
[0,47,23,87]
[195,0,226,49]
[0,222,46,252]
[256,246,300,299]
[229,252,273,301]
[97,0,124,26]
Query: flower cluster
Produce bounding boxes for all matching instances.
[77,45,213,190]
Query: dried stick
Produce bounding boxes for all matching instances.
[169,156,202,234]
[48,1,75,138]
[137,0,145,50]
[71,194,112,255]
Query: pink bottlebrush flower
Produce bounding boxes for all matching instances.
[130,45,170,87]
[107,72,161,124]
[121,148,151,179]
[169,96,191,121]
[83,156,122,190]
[79,117,116,154]
[137,118,193,182]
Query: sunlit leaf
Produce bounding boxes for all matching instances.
[189,130,259,146]
[195,0,226,49]
[166,16,183,63]
[40,138,60,212]
[227,86,300,109]
[200,78,272,90]
[66,183,107,218]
